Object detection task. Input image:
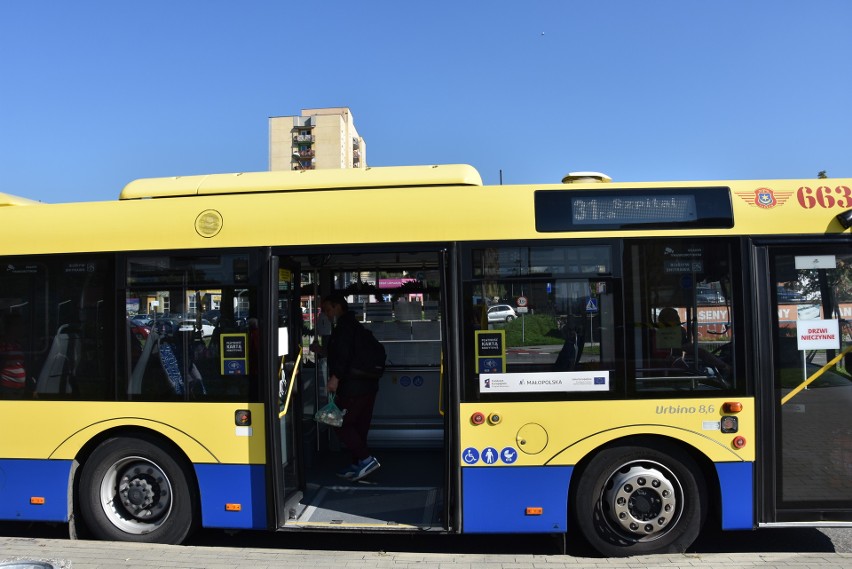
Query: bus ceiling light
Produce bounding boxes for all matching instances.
[835,209,852,229]
[722,402,743,413]
[561,171,612,184]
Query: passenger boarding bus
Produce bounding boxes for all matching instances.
[1,165,851,556]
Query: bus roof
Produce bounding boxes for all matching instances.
[119,164,483,200]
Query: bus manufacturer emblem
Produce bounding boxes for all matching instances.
[195,209,224,238]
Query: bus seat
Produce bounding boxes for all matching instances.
[35,324,80,395]
[128,325,159,395]
[158,339,185,396]
[157,335,206,398]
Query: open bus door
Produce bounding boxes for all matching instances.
[267,248,452,531]
[271,255,305,527]
[763,244,852,524]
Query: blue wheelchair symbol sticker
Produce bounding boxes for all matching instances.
[481,447,499,465]
[462,447,480,464]
[500,447,518,464]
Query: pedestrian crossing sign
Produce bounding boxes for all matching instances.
[586,297,598,313]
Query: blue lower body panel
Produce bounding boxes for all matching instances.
[194,463,267,529]
[715,462,754,530]
[462,466,572,533]
[0,459,72,522]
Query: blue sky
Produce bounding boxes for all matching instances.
[1,1,850,203]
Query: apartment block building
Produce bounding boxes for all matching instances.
[269,107,366,171]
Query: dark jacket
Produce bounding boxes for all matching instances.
[327,311,379,398]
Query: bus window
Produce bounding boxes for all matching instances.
[0,255,114,401]
[125,253,259,402]
[463,243,620,400]
[627,239,736,393]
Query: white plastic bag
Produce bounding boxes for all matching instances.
[314,393,345,427]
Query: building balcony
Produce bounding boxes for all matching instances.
[293,134,315,143]
[292,149,316,158]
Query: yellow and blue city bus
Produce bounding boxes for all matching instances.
[0,165,851,556]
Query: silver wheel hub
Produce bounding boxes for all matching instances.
[119,466,162,518]
[99,456,173,534]
[604,464,678,537]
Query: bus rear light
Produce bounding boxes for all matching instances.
[732,436,747,449]
[235,410,252,426]
[30,497,45,505]
[471,412,485,425]
[225,503,242,511]
[525,507,543,516]
[488,413,502,425]
[722,402,743,413]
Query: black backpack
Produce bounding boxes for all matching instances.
[349,324,386,380]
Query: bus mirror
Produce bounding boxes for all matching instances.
[835,209,852,229]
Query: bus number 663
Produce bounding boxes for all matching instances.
[797,185,852,209]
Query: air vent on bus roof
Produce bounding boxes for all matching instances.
[119,164,483,199]
[561,172,612,184]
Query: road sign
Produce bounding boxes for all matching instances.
[586,297,598,313]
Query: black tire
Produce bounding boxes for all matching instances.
[574,442,706,557]
[79,435,197,544]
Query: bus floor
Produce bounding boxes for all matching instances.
[290,447,445,530]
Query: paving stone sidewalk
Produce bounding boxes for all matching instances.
[2,537,852,569]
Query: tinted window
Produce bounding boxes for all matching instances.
[0,255,114,400]
[461,238,740,402]
[125,253,260,401]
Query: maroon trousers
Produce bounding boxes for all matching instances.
[334,392,377,463]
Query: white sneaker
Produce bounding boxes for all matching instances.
[352,456,380,481]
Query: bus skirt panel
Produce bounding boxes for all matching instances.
[462,466,572,533]
[0,458,72,522]
[715,461,754,529]
[194,463,268,529]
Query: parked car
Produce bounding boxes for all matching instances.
[178,319,215,337]
[778,286,804,303]
[129,313,153,327]
[696,289,724,304]
[487,304,518,323]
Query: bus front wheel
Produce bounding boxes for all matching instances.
[574,443,706,557]
[79,435,197,544]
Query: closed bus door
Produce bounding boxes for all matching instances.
[767,244,852,522]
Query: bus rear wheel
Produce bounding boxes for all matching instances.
[79,435,197,544]
[574,443,706,557]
